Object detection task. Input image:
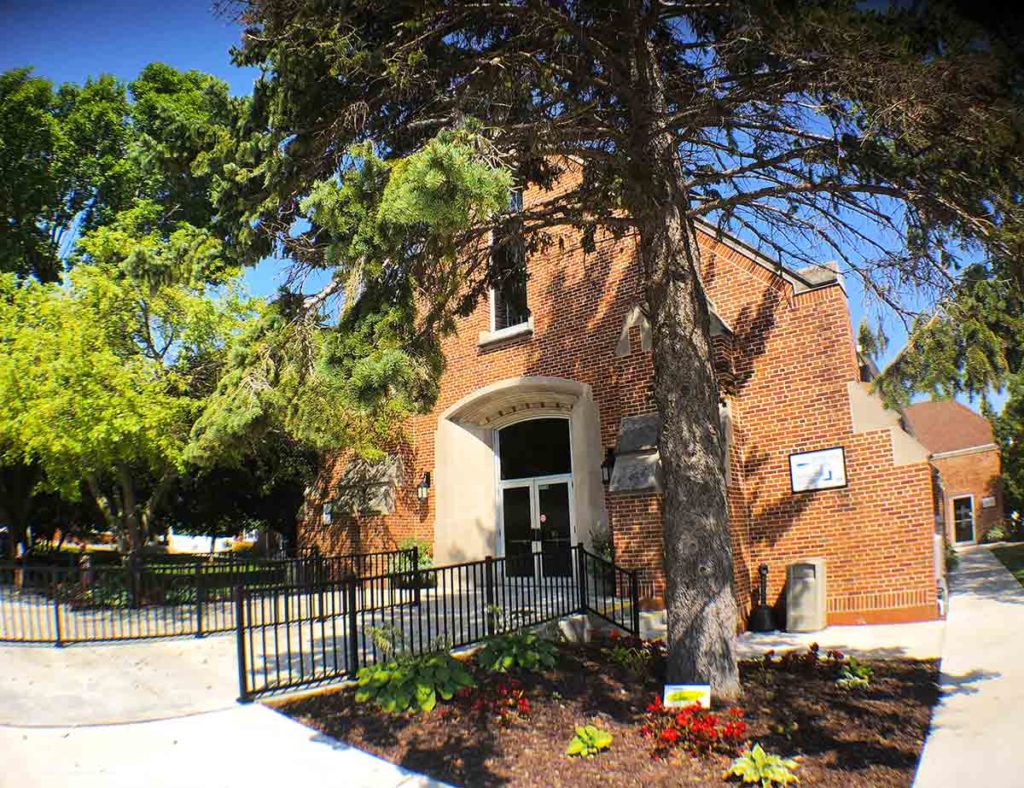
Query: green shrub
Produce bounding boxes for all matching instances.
[565,724,613,758]
[945,541,960,573]
[724,743,800,786]
[354,652,475,714]
[983,522,1008,543]
[477,630,558,673]
[836,656,873,690]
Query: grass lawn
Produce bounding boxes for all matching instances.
[993,543,1024,589]
[277,640,939,788]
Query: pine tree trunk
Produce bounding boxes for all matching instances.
[626,20,741,701]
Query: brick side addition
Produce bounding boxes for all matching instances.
[902,399,1005,544]
[300,172,939,628]
[932,450,1004,543]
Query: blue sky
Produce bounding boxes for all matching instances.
[0,0,1001,411]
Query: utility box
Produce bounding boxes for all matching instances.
[786,558,827,632]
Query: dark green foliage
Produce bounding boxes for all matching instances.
[476,630,559,674]
[354,652,475,714]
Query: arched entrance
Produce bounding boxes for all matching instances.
[496,418,574,578]
[432,375,607,567]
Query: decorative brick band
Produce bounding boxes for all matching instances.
[827,587,935,614]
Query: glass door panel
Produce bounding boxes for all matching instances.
[501,485,534,577]
[953,497,975,543]
[537,482,572,578]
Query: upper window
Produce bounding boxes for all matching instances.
[490,190,529,332]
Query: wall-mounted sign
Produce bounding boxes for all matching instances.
[663,684,711,709]
[789,447,847,493]
[981,496,997,509]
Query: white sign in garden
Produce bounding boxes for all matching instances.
[789,447,847,493]
[663,684,711,709]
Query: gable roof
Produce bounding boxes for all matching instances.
[901,400,996,455]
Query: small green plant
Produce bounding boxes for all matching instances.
[477,630,558,673]
[836,656,873,690]
[565,724,613,758]
[724,743,800,786]
[945,540,960,572]
[983,522,1008,543]
[354,652,475,714]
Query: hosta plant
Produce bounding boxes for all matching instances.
[565,724,613,758]
[354,652,475,714]
[836,656,873,690]
[603,631,665,678]
[477,630,558,673]
[724,743,800,786]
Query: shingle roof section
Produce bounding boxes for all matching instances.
[901,399,995,455]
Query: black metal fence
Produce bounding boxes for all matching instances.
[236,544,639,700]
[0,549,413,645]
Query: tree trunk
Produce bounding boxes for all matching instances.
[117,464,143,559]
[625,19,740,700]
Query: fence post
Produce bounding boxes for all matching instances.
[52,569,64,648]
[234,586,251,702]
[630,569,641,637]
[411,545,421,608]
[576,543,588,614]
[484,555,496,636]
[195,562,205,638]
[346,580,360,673]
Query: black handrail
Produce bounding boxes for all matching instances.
[235,544,639,700]
[0,548,413,645]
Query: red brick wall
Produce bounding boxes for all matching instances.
[300,170,939,627]
[933,448,1004,542]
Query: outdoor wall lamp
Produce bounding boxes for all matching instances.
[417,472,431,502]
[600,448,616,485]
[322,502,333,525]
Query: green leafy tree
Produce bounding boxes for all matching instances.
[0,210,255,555]
[219,0,1024,698]
[164,431,317,549]
[0,63,240,283]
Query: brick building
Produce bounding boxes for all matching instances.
[301,165,943,628]
[902,400,1005,544]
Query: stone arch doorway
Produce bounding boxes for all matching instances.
[433,376,607,566]
[496,417,575,578]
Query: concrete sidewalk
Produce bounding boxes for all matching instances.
[913,546,1024,787]
[0,634,447,787]
[0,704,446,788]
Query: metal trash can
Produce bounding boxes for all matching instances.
[786,558,827,632]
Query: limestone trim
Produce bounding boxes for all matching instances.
[847,382,930,466]
[930,443,1000,461]
[441,375,590,428]
[433,376,607,566]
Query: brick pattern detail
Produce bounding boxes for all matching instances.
[300,171,939,627]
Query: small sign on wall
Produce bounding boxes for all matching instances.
[789,447,847,493]
[981,496,997,509]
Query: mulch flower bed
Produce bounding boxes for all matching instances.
[274,640,938,787]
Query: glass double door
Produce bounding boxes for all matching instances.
[500,477,573,579]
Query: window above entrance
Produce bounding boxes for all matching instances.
[489,190,530,334]
[498,418,571,480]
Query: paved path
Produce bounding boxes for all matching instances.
[0,704,443,788]
[737,619,944,660]
[913,546,1024,788]
[0,635,446,787]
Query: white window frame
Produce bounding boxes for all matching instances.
[951,494,975,544]
[487,189,530,336]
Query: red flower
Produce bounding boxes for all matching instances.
[660,728,680,743]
